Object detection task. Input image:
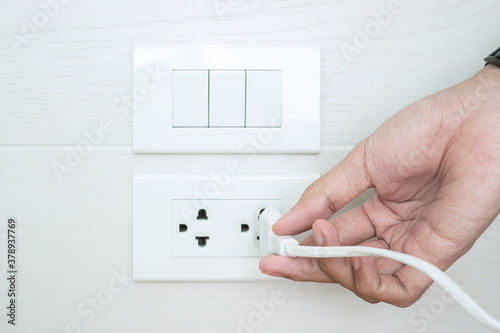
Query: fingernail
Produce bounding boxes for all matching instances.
[352,257,360,271]
[312,226,324,246]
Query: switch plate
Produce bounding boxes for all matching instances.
[133,47,320,153]
[133,172,319,281]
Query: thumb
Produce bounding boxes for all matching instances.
[273,140,372,235]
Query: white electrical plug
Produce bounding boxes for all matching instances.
[258,206,298,256]
[257,208,500,332]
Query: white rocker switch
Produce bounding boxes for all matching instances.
[209,70,246,127]
[172,70,209,127]
[245,70,282,128]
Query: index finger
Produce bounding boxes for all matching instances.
[273,140,372,235]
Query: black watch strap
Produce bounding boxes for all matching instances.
[485,46,500,68]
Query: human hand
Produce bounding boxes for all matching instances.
[259,64,500,307]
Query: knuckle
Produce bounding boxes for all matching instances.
[383,290,422,308]
[360,295,380,304]
[302,182,318,197]
[354,276,422,307]
[355,280,380,301]
[302,180,338,214]
[390,296,417,308]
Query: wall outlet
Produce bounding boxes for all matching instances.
[172,199,281,258]
[133,173,319,281]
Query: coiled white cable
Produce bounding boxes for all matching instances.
[259,207,500,332]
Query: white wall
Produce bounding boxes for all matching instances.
[1,0,499,332]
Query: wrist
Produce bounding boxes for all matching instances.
[456,64,500,114]
[470,64,500,91]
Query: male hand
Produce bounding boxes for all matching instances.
[259,65,500,307]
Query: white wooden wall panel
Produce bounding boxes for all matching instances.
[0,150,499,332]
[0,0,499,146]
[1,0,499,332]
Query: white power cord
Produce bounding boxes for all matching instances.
[259,206,500,332]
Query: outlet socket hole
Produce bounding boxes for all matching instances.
[241,224,249,232]
[196,236,209,247]
[197,209,208,220]
[179,224,188,232]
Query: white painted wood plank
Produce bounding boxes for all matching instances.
[1,1,499,331]
[0,149,498,332]
[0,0,498,145]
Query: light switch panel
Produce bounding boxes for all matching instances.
[133,47,320,153]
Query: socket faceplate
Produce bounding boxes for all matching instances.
[133,173,319,281]
[172,199,281,258]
